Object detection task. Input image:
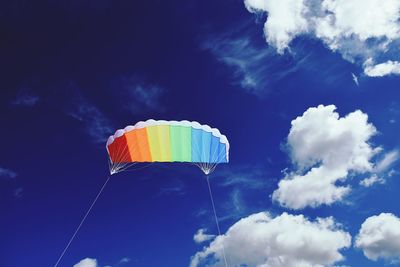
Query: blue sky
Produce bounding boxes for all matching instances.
[1,1,400,266]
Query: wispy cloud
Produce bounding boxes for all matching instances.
[117,257,131,265]
[351,73,359,86]
[0,166,22,198]
[64,85,113,143]
[14,187,23,198]
[201,28,306,96]
[68,102,112,143]
[157,178,186,196]
[215,165,272,190]
[388,102,400,124]
[202,165,274,222]
[129,84,164,112]
[11,89,40,107]
[358,150,400,187]
[0,166,17,179]
[374,150,399,173]
[114,76,165,114]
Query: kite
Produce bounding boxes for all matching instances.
[106,119,229,175]
[54,120,230,267]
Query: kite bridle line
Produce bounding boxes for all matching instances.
[53,174,112,267]
[191,135,229,266]
[205,174,229,267]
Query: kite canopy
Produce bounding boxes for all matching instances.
[106,119,229,175]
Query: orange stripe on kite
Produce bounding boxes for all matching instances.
[125,128,152,162]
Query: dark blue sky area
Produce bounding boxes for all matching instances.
[1,1,400,267]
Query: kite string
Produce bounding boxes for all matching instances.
[53,175,112,267]
[206,175,228,267]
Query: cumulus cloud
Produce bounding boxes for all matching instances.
[193,228,215,244]
[245,0,309,54]
[190,212,351,267]
[73,258,98,267]
[272,105,381,209]
[355,213,400,262]
[244,0,400,77]
[364,60,400,77]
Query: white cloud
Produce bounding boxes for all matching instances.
[364,60,400,77]
[73,256,131,267]
[359,174,385,187]
[245,0,309,54]
[244,0,400,77]
[317,0,400,41]
[73,258,98,267]
[190,212,351,267]
[272,105,381,209]
[355,213,400,262]
[194,228,215,244]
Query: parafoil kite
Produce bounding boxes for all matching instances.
[106,119,230,175]
[54,119,230,267]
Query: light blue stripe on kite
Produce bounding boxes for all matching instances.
[217,142,228,163]
[192,128,228,163]
[191,128,203,162]
[200,131,212,162]
[209,135,220,163]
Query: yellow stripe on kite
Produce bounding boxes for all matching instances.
[147,125,172,162]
